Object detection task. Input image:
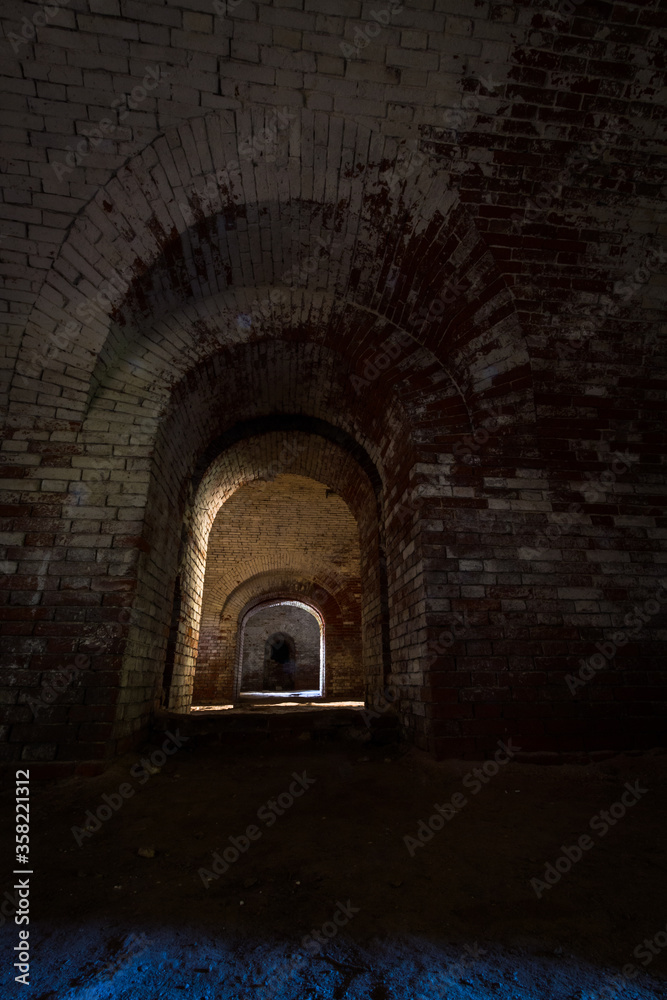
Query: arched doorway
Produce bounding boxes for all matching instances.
[189,446,379,708]
[237,600,325,700]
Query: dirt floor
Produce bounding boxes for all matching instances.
[1,725,667,999]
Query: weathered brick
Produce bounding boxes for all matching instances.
[0,0,665,772]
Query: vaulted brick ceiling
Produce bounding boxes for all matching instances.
[1,0,666,766]
[4,0,665,415]
[201,473,361,617]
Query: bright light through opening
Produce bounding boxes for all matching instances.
[237,600,325,700]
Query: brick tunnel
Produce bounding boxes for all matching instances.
[0,0,666,995]
[3,132,665,765]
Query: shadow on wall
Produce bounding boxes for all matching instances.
[261,632,297,692]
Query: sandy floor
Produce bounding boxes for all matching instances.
[1,728,667,999]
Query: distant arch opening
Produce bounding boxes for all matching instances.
[237,600,325,699]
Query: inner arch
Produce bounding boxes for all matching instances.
[237,601,325,699]
[191,474,362,705]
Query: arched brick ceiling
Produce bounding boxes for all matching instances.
[12,107,534,423]
[205,547,357,613]
[220,573,356,625]
[91,296,474,426]
[181,428,379,559]
[1,0,666,763]
[199,473,361,624]
[4,0,664,430]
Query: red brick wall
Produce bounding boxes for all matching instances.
[1,0,665,772]
[191,473,364,703]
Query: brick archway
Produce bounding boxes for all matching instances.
[2,6,665,772]
[158,424,390,722]
[194,573,361,706]
[236,599,325,700]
